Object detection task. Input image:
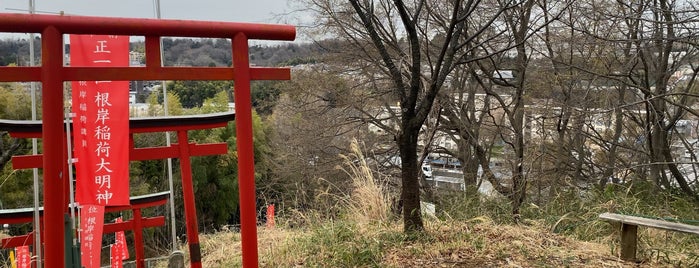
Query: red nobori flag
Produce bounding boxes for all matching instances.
[110,244,123,268]
[80,205,105,268]
[15,245,30,268]
[70,35,130,206]
[114,217,130,260]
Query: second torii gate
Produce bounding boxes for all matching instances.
[0,13,295,268]
[2,111,237,268]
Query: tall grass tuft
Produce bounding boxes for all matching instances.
[259,139,399,267]
[338,138,391,225]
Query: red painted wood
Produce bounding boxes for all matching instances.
[0,66,290,82]
[11,155,42,170]
[7,132,39,138]
[105,202,168,213]
[0,67,41,82]
[133,209,146,268]
[0,13,294,267]
[128,122,228,133]
[0,215,36,225]
[188,143,228,156]
[41,26,66,268]
[13,143,227,169]
[145,36,161,68]
[130,146,180,161]
[65,66,290,81]
[102,217,165,234]
[0,14,295,40]
[177,130,202,268]
[1,233,33,248]
[233,33,259,268]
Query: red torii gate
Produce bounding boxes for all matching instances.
[1,111,235,268]
[0,191,170,267]
[0,14,295,267]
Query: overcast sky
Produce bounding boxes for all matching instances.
[0,0,312,43]
[1,0,299,23]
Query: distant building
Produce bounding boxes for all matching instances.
[129,51,145,66]
[129,91,137,104]
[129,103,149,117]
[492,70,515,80]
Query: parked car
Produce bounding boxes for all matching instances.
[421,163,433,178]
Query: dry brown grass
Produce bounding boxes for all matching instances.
[177,140,699,267]
[338,139,391,224]
[185,139,697,267]
[185,218,695,267]
[166,226,303,267]
[384,218,645,268]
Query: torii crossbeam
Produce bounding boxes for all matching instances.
[0,13,295,268]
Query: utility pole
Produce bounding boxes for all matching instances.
[155,0,178,252]
[28,1,43,267]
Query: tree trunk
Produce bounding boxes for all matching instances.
[600,86,627,188]
[398,128,423,232]
[458,133,480,188]
[462,152,480,188]
[662,141,697,198]
[648,99,672,189]
[552,104,570,196]
[511,103,526,220]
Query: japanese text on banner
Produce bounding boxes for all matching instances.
[114,217,130,260]
[70,35,130,206]
[111,244,124,268]
[14,246,30,268]
[80,204,105,268]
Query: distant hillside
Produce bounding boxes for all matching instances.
[160,38,328,67]
[0,37,328,67]
[0,37,40,66]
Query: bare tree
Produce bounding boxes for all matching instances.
[304,0,520,231]
[267,68,361,214]
[533,0,606,193]
[437,66,493,189]
[572,0,699,197]
[461,0,550,219]
[626,0,698,197]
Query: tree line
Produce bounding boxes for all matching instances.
[0,36,322,68]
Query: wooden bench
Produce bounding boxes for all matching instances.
[599,212,699,261]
